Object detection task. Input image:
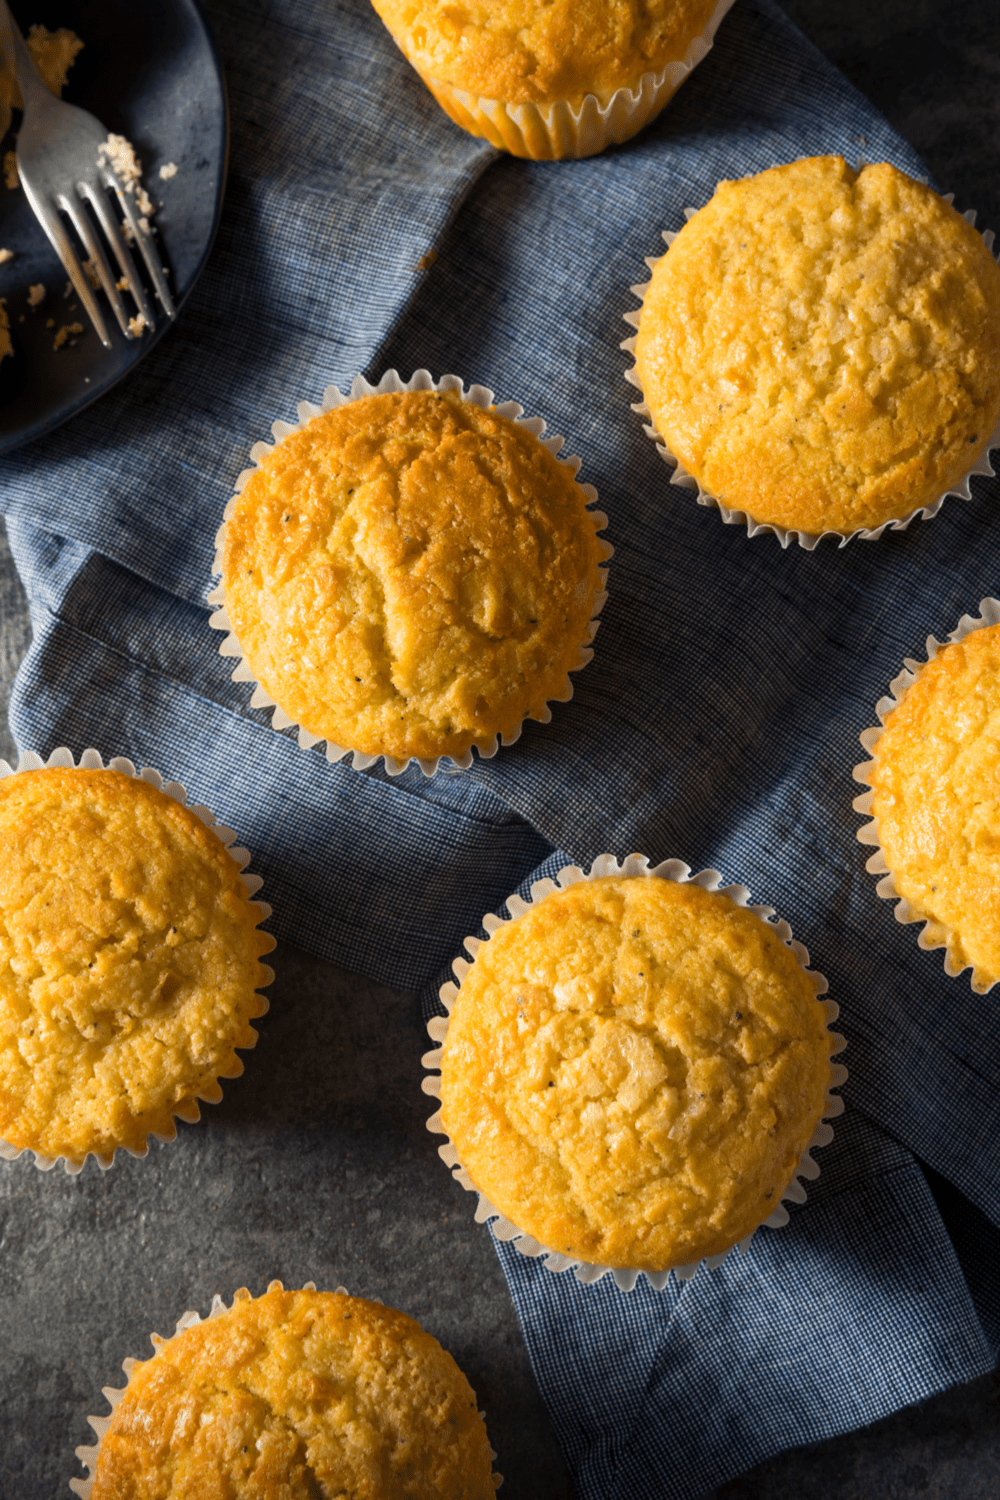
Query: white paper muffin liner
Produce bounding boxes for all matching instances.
[622,185,1000,549]
[70,1279,502,1497]
[414,0,736,160]
[853,596,1000,994]
[0,745,273,1176]
[422,852,847,1293]
[208,367,612,779]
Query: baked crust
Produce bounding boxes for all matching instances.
[0,768,271,1163]
[368,0,719,105]
[440,876,832,1271]
[90,1287,496,1500]
[634,156,1000,535]
[870,623,1000,989]
[223,389,603,762]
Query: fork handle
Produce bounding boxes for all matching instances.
[0,0,52,110]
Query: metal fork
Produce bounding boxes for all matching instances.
[0,0,175,347]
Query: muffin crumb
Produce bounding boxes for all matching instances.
[53,320,83,349]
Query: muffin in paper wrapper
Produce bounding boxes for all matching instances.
[621,185,1000,550]
[0,745,273,1175]
[412,0,736,161]
[208,367,611,779]
[422,852,846,1293]
[853,595,1000,994]
[70,1280,502,1497]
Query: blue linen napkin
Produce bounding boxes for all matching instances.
[2,1,999,1495]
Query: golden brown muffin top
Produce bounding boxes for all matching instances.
[870,623,1000,990]
[90,1286,497,1500]
[222,389,604,764]
[634,156,1000,536]
[440,876,833,1271]
[0,768,272,1164]
[369,0,720,105]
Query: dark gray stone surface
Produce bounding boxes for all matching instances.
[1,1,999,1496]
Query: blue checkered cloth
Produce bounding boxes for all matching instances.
[2,1,998,1495]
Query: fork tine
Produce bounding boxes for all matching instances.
[79,180,157,332]
[100,169,176,321]
[17,185,111,347]
[57,190,133,337]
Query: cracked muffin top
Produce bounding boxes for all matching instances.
[440,876,833,1270]
[633,156,1000,536]
[869,623,1000,992]
[368,0,721,106]
[0,767,272,1165]
[221,388,604,765]
[89,1285,497,1500]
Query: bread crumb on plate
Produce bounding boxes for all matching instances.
[53,321,83,350]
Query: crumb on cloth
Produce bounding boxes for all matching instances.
[159,162,178,180]
[27,283,45,308]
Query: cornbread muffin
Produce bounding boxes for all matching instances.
[88,1285,496,1499]
[633,156,1000,536]
[368,0,727,158]
[221,388,604,766]
[0,767,272,1165]
[868,623,1000,990]
[439,876,834,1271]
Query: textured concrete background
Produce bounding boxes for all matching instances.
[1,1,999,1495]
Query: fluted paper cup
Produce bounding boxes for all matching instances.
[622,186,1000,549]
[414,0,736,160]
[853,596,1000,993]
[208,367,611,778]
[422,852,846,1292]
[0,745,273,1175]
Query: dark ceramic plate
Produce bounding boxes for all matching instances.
[0,0,227,453]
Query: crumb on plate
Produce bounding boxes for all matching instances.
[98,133,154,216]
[53,321,84,350]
